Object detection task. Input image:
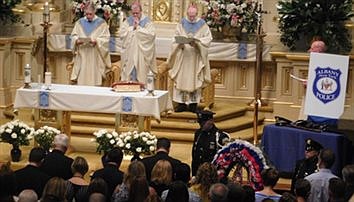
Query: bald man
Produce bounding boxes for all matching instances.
[167,4,212,113]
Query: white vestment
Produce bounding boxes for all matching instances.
[119,15,157,84]
[71,16,111,86]
[167,17,212,104]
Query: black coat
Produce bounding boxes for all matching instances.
[291,156,318,193]
[91,163,124,201]
[40,149,74,180]
[191,125,229,176]
[141,151,181,181]
[14,164,50,198]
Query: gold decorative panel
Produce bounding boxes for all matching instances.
[238,63,248,90]
[262,63,276,91]
[153,0,172,22]
[281,66,292,95]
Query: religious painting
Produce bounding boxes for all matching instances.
[153,0,172,22]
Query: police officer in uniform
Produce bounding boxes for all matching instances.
[191,110,230,176]
[291,138,323,193]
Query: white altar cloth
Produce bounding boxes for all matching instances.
[14,84,171,120]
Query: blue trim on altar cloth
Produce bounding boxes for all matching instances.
[122,97,133,112]
[181,18,205,34]
[238,42,248,59]
[65,34,72,50]
[127,16,150,28]
[79,17,105,36]
[109,37,116,52]
[39,91,49,107]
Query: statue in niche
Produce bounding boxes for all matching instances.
[153,0,171,22]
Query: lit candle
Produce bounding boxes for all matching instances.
[24,64,31,84]
[45,72,52,89]
[44,2,49,15]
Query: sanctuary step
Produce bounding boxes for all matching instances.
[70,101,265,143]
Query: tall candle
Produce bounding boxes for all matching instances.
[45,72,52,89]
[44,2,49,15]
[24,64,31,83]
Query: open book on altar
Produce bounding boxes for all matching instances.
[175,36,200,44]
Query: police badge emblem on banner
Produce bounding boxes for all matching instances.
[304,53,349,119]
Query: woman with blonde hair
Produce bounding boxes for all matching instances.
[66,156,89,202]
[190,162,219,202]
[113,160,146,202]
[150,159,173,196]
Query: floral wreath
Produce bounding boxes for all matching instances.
[212,139,268,191]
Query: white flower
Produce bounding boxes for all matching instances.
[118,142,124,147]
[149,146,155,151]
[109,139,115,144]
[5,128,12,133]
[142,137,148,142]
[113,131,118,137]
[136,147,142,153]
[21,129,26,134]
[125,143,131,149]
[11,133,17,139]
[0,128,4,134]
[96,133,102,138]
[107,134,113,139]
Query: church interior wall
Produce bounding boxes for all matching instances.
[0,0,353,125]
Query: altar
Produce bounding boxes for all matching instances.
[13,84,172,138]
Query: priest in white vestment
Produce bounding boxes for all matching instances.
[167,4,212,112]
[119,2,157,84]
[70,3,111,86]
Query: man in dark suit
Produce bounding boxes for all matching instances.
[91,147,124,200]
[15,147,50,198]
[141,137,182,181]
[40,133,74,180]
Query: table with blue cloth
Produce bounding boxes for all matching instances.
[261,124,352,176]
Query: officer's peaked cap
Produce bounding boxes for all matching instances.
[197,110,215,121]
[305,138,323,152]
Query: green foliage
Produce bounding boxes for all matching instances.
[34,126,61,151]
[277,0,354,53]
[0,0,22,25]
[0,120,34,147]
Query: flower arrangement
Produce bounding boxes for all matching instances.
[0,120,34,147]
[0,0,22,25]
[277,0,353,53]
[71,0,131,23]
[117,131,157,156]
[34,126,61,151]
[92,129,157,156]
[199,0,260,33]
[212,139,268,191]
[92,129,120,154]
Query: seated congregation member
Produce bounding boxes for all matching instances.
[190,162,219,202]
[255,168,281,202]
[89,193,106,202]
[305,148,338,202]
[328,178,346,202]
[141,137,181,181]
[164,181,189,202]
[14,147,50,198]
[294,179,311,202]
[291,138,323,193]
[41,133,74,180]
[128,176,160,202]
[227,182,246,202]
[342,164,354,201]
[161,163,202,202]
[66,156,90,202]
[40,177,68,202]
[208,183,229,202]
[87,177,109,201]
[92,147,124,200]
[0,162,16,202]
[191,110,230,176]
[242,185,256,202]
[150,159,173,197]
[17,189,38,202]
[112,160,146,202]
